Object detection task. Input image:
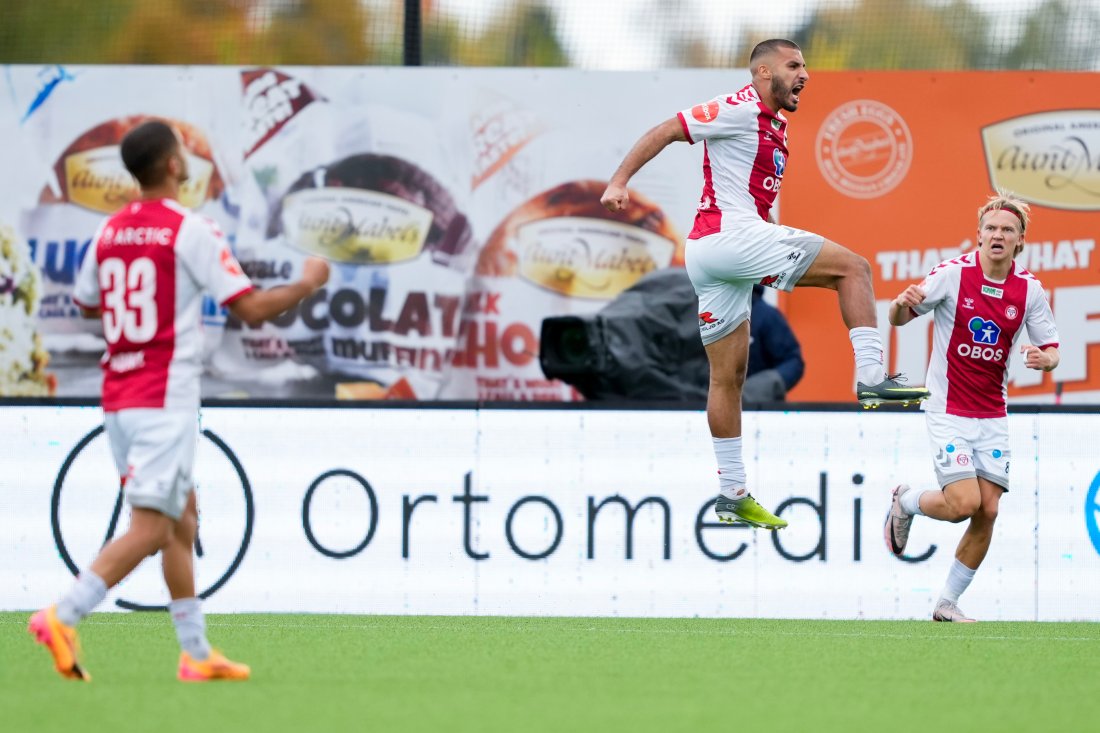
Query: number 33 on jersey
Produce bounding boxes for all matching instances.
[73,199,254,411]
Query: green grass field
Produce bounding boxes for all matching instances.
[3,612,1098,733]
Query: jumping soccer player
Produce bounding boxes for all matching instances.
[600,39,929,530]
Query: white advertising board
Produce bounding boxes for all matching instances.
[2,405,1097,620]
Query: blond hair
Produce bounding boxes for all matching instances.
[978,189,1030,255]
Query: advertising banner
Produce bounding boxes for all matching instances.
[0,65,733,401]
[2,405,1097,620]
[781,72,1100,404]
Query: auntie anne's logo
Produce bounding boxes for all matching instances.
[981,110,1100,211]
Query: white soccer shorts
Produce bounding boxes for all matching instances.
[925,412,1011,491]
[684,219,824,345]
[104,408,199,520]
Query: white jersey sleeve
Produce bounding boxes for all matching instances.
[910,262,956,317]
[1024,279,1059,348]
[72,220,110,308]
[175,214,254,306]
[677,94,757,146]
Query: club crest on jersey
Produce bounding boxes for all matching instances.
[981,284,1004,298]
[772,149,786,178]
[969,317,1001,345]
[1005,305,1019,319]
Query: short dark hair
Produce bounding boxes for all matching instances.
[120,120,179,187]
[749,39,801,66]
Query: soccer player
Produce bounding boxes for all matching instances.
[883,191,1059,622]
[28,120,331,680]
[600,39,928,529]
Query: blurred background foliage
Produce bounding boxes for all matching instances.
[1,0,1097,69]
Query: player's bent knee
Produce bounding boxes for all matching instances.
[847,252,872,280]
[947,497,981,522]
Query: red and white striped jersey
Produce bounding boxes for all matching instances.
[676,83,789,239]
[910,252,1059,418]
[73,199,253,412]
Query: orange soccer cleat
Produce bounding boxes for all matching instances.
[178,649,251,682]
[28,606,91,681]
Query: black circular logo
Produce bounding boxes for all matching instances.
[51,425,253,611]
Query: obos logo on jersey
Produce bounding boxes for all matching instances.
[773,149,787,178]
[958,317,1004,361]
[969,317,1001,344]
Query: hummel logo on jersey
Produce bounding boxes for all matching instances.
[962,297,975,310]
[969,317,1001,345]
[981,284,1004,298]
[773,149,786,178]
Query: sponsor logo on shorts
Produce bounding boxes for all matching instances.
[956,454,971,466]
[1005,305,1018,319]
[692,102,720,123]
[936,448,952,469]
[815,100,913,199]
[759,274,784,288]
[698,311,724,334]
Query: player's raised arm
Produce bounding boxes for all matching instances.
[888,284,926,326]
[228,257,330,327]
[601,117,687,212]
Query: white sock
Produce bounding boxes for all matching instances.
[56,571,107,626]
[713,437,748,500]
[849,327,885,386]
[940,559,977,604]
[169,597,212,661]
[900,487,926,516]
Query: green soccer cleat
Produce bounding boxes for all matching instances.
[857,373,930,408]
[714,493,788,530]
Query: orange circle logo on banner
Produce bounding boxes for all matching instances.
[815,100,912,199]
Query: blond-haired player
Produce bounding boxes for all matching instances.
[884,190,1059,621]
